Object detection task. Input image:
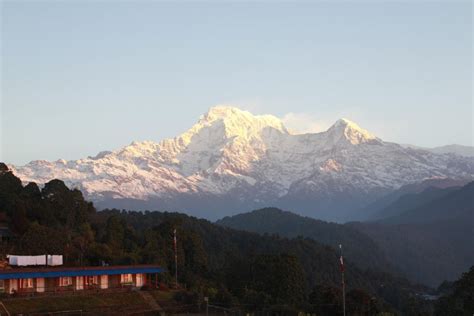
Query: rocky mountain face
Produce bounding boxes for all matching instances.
[10,106,474,221]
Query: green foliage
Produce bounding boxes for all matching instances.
[226,254,306,306]
[0,165,432,314]
[351,182,474,287]
[435,266,474,316]
[217,207,394,274]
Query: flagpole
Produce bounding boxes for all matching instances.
[174,228,178,288]
[339,244,346,316]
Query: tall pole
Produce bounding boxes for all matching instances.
[174,228,178,288]
[339,244,346,316]
[204,297,209,316]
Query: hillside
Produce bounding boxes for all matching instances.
[381,182,473,224]
[216,207,395,274]
[434,266,474,315]
[429,145,474,157]
[98,209,431,314]
[350,182,474,287]
[369,186,460,221]
[0,164,431,314]
[360,178,470,221]
[10,106,474,222]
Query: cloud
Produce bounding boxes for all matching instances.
[281,112,331,134]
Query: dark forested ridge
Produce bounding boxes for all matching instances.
[216,207,396,274]
[95,209,431,313]
[359,178,471,221]
[350,182,474,287]
[0,163,435,314]
[379,181,473,224]
[434,266,474,316]
[367,186,461,221]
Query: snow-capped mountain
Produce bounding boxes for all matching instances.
[402,144,474,157]
[10,106,474,221]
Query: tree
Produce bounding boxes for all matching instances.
[250,254,306,305]
[72,223,95,265]
[435,266,474,316]
[309,284,343,316]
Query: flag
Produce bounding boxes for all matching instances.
[339,255,344,272]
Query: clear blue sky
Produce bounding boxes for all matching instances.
[1,1,472,165]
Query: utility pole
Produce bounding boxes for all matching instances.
[339,244,346,316]
[204,297,209,316]
[173,228,178,288]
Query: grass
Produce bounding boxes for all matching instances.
[150,289,202,314]
[2,291,149,314]
[150,290,175,302]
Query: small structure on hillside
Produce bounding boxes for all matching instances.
[0,264,163,295]
[7,255,63,267]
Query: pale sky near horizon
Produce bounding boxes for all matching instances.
[1,1,472,165]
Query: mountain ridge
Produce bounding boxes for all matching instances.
[350,181,474,286]
[9,106,474,221]
[216,207,397,276]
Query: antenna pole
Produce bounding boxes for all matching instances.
[339,244,346,316]
[174,228,178,288]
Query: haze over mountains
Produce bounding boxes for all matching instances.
[403,144,474,157]
[10,106,474,222]
[219,181,474,287]
[351,182,474,287]
[217,208,395,275]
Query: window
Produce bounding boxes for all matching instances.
[120,274,133,284]
[136,274,143,285]
[59,277,73,287]
[20,278,33,289]
[0,280,4,292]
[85,276,98,285]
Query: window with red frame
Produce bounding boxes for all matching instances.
[59,277,73,286]
[85,276,98,285]
[120,274,133,284]
[20,278,33,289]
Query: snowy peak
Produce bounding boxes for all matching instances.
[327,118,377,145]
[197,106,288,139]
[106,106,289,172]
[9,105,474,222]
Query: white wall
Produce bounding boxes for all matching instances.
[76,276,84,290]
[135,273,144,287]
[36,278,45,293]
[100,275,108,289]
[9,279,17,294]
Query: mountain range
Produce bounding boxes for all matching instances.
[217,207,396,275]
[0,164,430,314]
[218,182,474,287]
[350,182,473,286]
[403,144,474,157]
[10,106,474,222]
[360,177,471,221]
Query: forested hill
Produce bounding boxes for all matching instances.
[380,181,473,224]
[434,266,474,315]
[368,186,461,221]
[216,207,395,274]
[351,181,474,287]
[96,209,429,313]
[0,163,431,314]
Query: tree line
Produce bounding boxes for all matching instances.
[1,163,459,315]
